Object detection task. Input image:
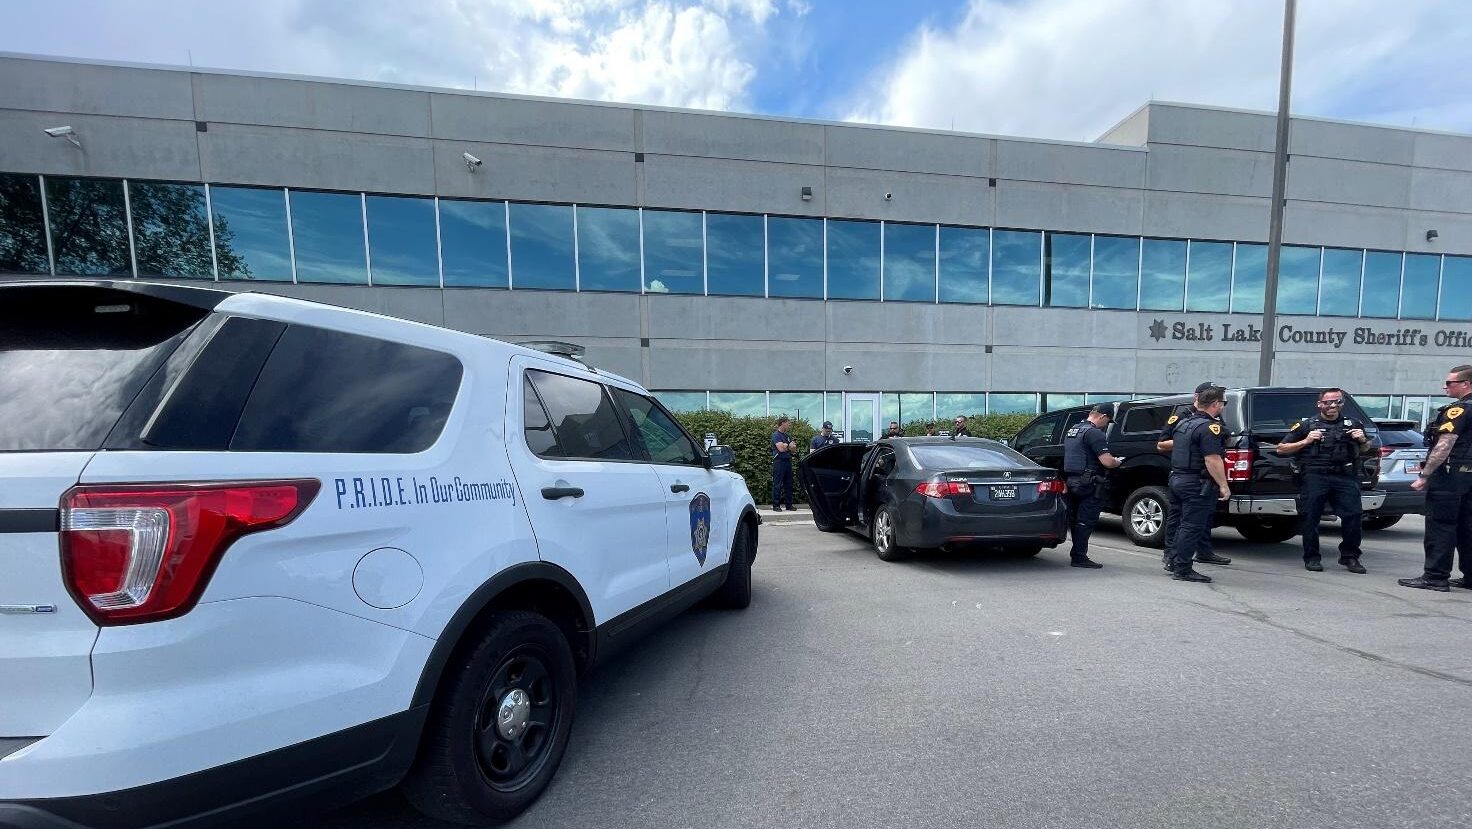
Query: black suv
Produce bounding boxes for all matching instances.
[1010,388,1386,547]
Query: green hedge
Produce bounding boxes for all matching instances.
[675,411,1037,505]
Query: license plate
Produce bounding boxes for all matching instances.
[990,485,1018,500]
[1407,462,1422,474]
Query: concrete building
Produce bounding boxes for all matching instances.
[3,52,1471,438]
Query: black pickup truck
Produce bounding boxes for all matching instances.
[1009,387,1386,546]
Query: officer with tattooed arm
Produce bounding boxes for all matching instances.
[1400,365,1472,592]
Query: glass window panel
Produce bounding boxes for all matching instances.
[1318,248,1362,317]
[825,393,844,432]
[365,195,437,286]
[1140,238,1187,312]
[654,391,707,413]
[209,185,292,281]
[883,223,936,302]
[1441,256,1472,322]
[826,219,880,300]
[439,199,508,288]
[45,177,130,275]
[525,370,635,461]
[1091,235,1140,310]
[1045,393,1086,411]
[129,182,212,279]
[1360,251,1401,319]
[289,190,367,284]
[643,210,703,295]
[706,212,764,297]
[881,393,935,429]
[938,226,988,304]
[1275,245,1321,315]
[1355,395,1392,419]
[1401,254,1439,320]
[510,203,575,290]
[1232,243,1267,313]
[769,393,824,427]
[988,393,1038,414]
[0,173,50,274]
[991,230,1041,306]
[1185,241,1232,312]
[767,216,823,298]
[612,389,702,466]
[708,392,767,416]
[1404,397,1428,426]
[576,206,640,292]
[935,393,987,420]
[1044,232,1089,308]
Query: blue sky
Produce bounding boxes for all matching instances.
[1,0,1468,142]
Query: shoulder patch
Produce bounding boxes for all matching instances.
[1166,415,1179,425]
[1441,421,1457,433]
[1448,406,1464,420]
[1208,423,1222,435]
[1290,421,1300,431]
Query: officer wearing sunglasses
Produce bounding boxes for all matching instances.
[1400,365,1472,591]
[1276,388,1371,573]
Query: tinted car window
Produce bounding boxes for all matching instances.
[1376,424,1423,448]
[613,389,701,465]
[523,376,562,457]
[526,370,635,461]
[1250,393,1371,432]
[0,286,207,451]
[231,325,462,453]
[1013,413,1062,451]
[911,443,1036,470]
[1122,405,1175,434]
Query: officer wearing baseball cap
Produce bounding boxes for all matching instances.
[1156,381,1232,570]
[1061,402,1122,568]
[811,421,840,451]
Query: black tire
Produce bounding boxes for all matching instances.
[1009,545,1044,557]
[1234,517,1299,544]
[1122,486,1170,548]
[1362,514,1403,531]
[403,611,577,826]
[872,504,906,562]
[712,519,754,609]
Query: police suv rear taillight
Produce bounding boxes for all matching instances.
[60,480,320,625]
[1224,449,1252,482]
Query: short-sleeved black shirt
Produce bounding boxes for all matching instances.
[1159,405,1196,442]
[1063,420,1110,474]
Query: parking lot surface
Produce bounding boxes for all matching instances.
[305,517,1472,829]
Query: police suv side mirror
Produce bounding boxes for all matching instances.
[706,445,735,469]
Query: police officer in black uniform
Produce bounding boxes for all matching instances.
[1157,382,1232,570]
[1400,365,1472,591]
[1276,387,1371,573]
[810,421,840,451]
[770,418,796,511]
[1168,386,1231,583]
[1062,403,1122,568]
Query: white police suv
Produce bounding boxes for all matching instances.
[0,281,758,828]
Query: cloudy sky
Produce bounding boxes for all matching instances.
[2,0,1468,142]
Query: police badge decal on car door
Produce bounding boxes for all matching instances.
[690,492,712,565]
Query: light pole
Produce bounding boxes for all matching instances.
[1258,0,1297,385]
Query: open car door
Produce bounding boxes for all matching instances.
[798,443,870,531]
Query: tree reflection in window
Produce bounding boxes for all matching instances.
[45,177,131,275]
[132,182,239,279]
[0,174,48,274]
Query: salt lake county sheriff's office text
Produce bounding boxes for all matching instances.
[1149,319,1472,350]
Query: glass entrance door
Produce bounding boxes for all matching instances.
[844,394,879,443]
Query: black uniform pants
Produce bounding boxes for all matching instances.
[1169,474,1216,572]
[1164,487,1214,560]
[1299,472,1363,562]
[1423,470,1472,581]
[1065,475,1103,560]
[771,457,794,509]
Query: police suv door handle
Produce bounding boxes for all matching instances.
[541,486,585,500]
[670,483,690,493]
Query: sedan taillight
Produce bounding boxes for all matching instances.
[916,480,973,498]
[60,480,320,625]
[1036,480,1066,494]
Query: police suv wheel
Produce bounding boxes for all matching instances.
[712,520,754,609]
[1122,486,1169,548]
[873,505,905,561]
[403,611,576,825]
[1234,517,1298,544]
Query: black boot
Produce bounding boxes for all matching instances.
[1339,557,1367,574]
[1195,552,1232,566]
[1398,576,1450,592]
[1450,577,1471,589]
[1071,557,1103,569]
[1172,567,1212,583]
[1304,557,1324,572]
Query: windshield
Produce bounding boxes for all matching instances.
[910,443,1036,470]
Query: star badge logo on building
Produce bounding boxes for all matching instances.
[1149,319,1168,341]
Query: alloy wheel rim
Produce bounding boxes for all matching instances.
[1131,498,1163,536]
[876,510,892,552]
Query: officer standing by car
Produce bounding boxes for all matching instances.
[1275,388,1371,573]
[1157,382,1232,570]
[771,417,796,511]
[887,421,903,438]
[1062,403,1122,569]
[1400,365,1472,591]
[1169,386,1231,583]
[951,415,972,438]
[810,421,839,451]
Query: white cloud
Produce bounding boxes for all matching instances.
[0,0,791,111]
[843,0,1472,141]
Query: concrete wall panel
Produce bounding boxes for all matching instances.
[1290,118,1415,166]
[431,140,635,203]
[824,345,988,392]
[1403,211,1472,256]
[1282,202,1406,252]
[651,342,826,390]
[442,290,642,338]
[647,295,825,341]
[824,125,991,176]
[642,155,826,216]
[0,111,202,181]
[641,110,823,165]
[823,167,991,225]
[429,93,635,152]
[992,307,1136,348]
[994,181,1144,236]
[194,74,431,137]
[1145,143,1274,197]
[1286,156,1412,210]
[1409,168,1472,215]
[0,57,194,120]
[1146,104,1277,152]
[828,301,989,346]
[199,123,433,193]
[1413,132,1472,173]
[1142,191,1269,242]
[995,140,1146,189]
[1097,107,1150,147]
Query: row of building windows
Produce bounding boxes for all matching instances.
[655,390,1435,428]
[2,172,1469,320]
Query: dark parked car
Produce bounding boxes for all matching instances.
[1365,419,1427,530]
[1010,388,1385,547]
[798,437,1068,561]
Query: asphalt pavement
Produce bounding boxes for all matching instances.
[303,515,1472,829]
